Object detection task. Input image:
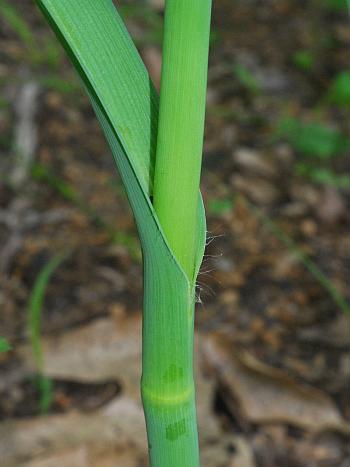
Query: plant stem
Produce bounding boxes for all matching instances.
[142,1,211,466]
[153,0,212,280]
[141,302,199,467]
[34,0,210,464]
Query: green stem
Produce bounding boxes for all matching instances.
[142,300,199,467]
[153,0,212,280]
[143,1,212,466]
[34,0,210,464]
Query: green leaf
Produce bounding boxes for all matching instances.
[37,375,53,414]
[208,198,234,215]
[308,167,350,188]
[39,75,80,94]
[29,252,68,369]
[0,0,37,50]
[36,0,206,285]
[233,64,261,95]
[29,252,68,413]
[323,0,349,10]
[277,117,350,159]
[328,71,350,107]
[292,50,315,72]
[0,337,11,353]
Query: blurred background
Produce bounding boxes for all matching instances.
[1,0,350,465]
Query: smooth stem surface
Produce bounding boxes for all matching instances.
[153,0,212,281]
[142,297,199,467]
[144,1,211,465]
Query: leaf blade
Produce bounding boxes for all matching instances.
[36,0,206,285]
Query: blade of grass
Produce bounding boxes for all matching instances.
[0,0,37,52]
[248,202,350,315]
[0,337,11,353]
[0,0,62,68]
[28,251,68,413]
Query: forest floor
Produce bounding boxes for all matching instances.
[1,0,350,466]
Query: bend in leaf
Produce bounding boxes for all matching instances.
[36,0,206,286]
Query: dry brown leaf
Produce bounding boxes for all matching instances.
[0,395,146,467]
[18,444,143,467]
[5,318,226,466]
[229,436,256,467]
[20,447,89,467]
[298,314,350,348]
[203,332,349,432]
[18,314,142,397]
[18,316,222,442]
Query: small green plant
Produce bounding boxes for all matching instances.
[38,75,80,94]
[296,165,350,188]
[0,4,73,94]
[248,202,350,315]
[208,198,235,216]
[277,117,350,188]
[323,0,350,10]
[35,0,211,465]
[0,337,11,353]
[292,50,315,72]
[328,71,350,107]
[277,117,350,158]
[28,252,68,413]
[0,0,62,68]
[233,63,261,95]
[0,0,37,57]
